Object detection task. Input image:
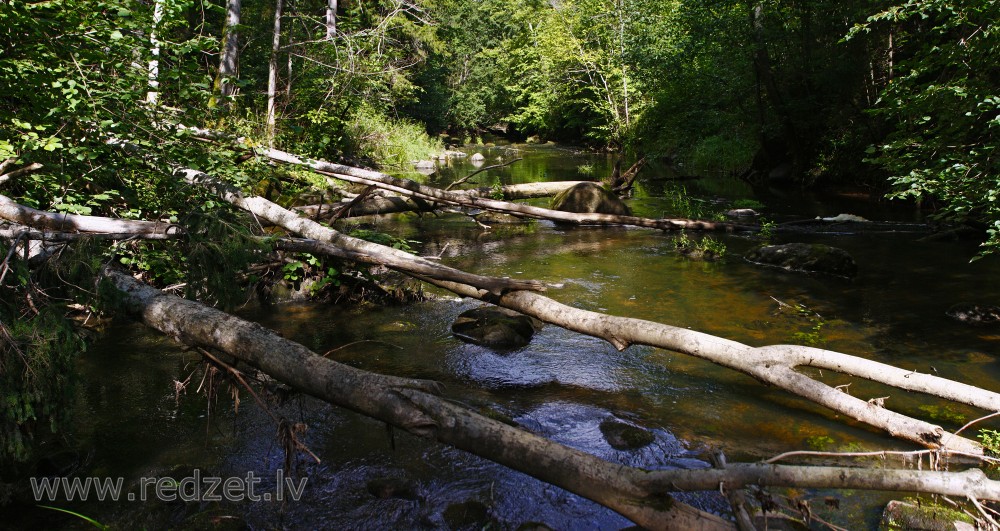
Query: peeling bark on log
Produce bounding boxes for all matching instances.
[261,148,750,232]
[103,269,1000,530]
[294,181,589,219]
[0,194,180,235]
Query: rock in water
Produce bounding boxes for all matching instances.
[452,307,541,349]
[551,182,631,216]
[599,419,655,450]
[946,303,1000,325]
[745,243,857,278]
[470,153,485,161]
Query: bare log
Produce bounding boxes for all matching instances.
[421,279,991,454]
[261,147,750,232]
[103,268,1000,530]
[174,167,544,295]
[0,223,178,241]
[273,237,545,295]
[294,181,589,218]
[0,194,180,235]
[101,267,730,530]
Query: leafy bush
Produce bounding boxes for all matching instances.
[344,106,442,169]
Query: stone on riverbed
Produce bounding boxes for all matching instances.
[599,419,655,450]
[551,182,631,216]
[745,243,857,278]
[452,307,542,349]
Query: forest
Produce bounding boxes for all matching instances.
[1,0,999,528]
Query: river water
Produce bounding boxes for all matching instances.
[8,144,1000,529]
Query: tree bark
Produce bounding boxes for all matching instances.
[0,194,180,235]
[293,181,589,219]
[325,0,337,40]
[102,268,1000,530]
[172,167,544,295]
[419,279,991,455]
[266,0,283,146]
[214,0,242,104]
[146,0,166,105]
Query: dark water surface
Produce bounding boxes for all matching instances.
[9,144,1000,529]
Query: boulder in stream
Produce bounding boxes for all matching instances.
[470,153,485,162]
[599,419,655,450]
[452,307,542,349]
[946,303,1000,326]
[745,243,857,278]
[551,182,631,216]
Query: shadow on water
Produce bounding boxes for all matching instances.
[8,144,1000,529]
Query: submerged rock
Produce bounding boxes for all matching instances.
[946,303,1000,326]
[367,477,419,500]
[745,243,857,278]
[599,419,655,450]
[551,182,631,216]
[452,307,542,349]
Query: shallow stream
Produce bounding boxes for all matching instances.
[8,144,1000,529]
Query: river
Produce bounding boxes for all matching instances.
[7,143,1000,529]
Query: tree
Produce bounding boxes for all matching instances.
[852,0,1000,254]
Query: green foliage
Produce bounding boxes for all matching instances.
[343,106,443,169]
[980,429,1000,457]
[349,229,419,254]
[661,184,716,219]
[671,233,726,261]
[282,253,341,296]
[788,304,827,347]
[851,0,1000,255]
[757,219,777,242]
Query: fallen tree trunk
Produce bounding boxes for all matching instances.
[261,147,749,232]
[0,194,544,297]
[0,222,179,241]
[173,161,994,454]
[173,167,544,296]
[421,279,993,455]
[103,268,1000,530]
[0,194,180,235]
[101,267,729,529]
[294,181,589,219]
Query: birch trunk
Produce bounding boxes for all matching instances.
[146,0,166,105]
[266,0,283,146]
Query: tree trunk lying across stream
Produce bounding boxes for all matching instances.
[294,181,590,219]
[100,267,1000,530]
[262,147,751,231]
[171,161,995,455]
